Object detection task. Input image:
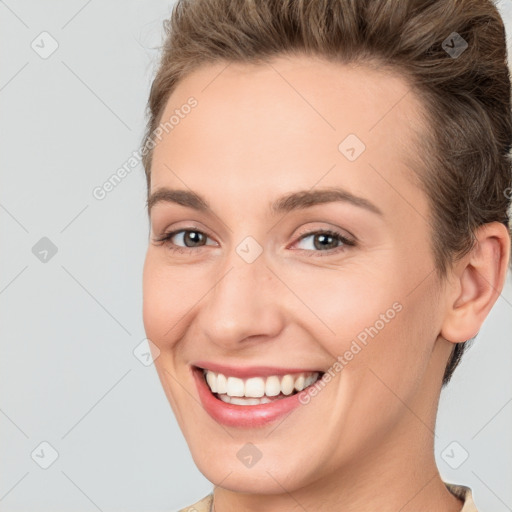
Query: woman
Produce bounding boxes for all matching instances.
[140,0,511,510]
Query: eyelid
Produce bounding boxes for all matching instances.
[153,227,218,247]
[289,229,355,254]
[292,224,356,245]
[153,221,217,242]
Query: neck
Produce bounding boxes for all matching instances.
[213,431,463,512]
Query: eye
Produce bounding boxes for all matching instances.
[293,229,356,255]
[153,227,355,256]
[153,228,217,253]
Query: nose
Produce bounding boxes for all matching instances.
[197,248,286,349]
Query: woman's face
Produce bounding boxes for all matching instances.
[143,55,451,493]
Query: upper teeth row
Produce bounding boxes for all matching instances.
[204,370,321,398]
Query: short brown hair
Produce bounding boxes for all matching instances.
[141,0,512,386]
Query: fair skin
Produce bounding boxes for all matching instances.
[142,55,510,512]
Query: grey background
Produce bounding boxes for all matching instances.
[0,1,511,511]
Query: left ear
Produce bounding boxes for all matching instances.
[440,222,511,344]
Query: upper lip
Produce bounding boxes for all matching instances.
[193,361,325,378]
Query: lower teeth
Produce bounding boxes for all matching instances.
[216,393,293,405]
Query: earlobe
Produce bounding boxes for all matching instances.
[440,222,511,345]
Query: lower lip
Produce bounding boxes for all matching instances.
[192,366,309,428]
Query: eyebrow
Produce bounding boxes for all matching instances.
[147,187,383,216]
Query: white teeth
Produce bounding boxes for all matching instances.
[245,377,265,398]
[265,376,281,396]
[226,376,245,397]
[219,395,274,406]
[203,369,321,399]
[231,397,264,406]
[216,373,227,394]
[294,375,305,391]
[304,374,317,387]
[281,374,295,395]
[206,371,217,393]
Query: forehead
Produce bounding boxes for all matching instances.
[150,55,428,221]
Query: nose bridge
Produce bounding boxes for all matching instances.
[199,241,284,345]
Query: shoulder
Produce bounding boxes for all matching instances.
[444,481,478,512]
[176,493,213,512]
[179,486,477,512]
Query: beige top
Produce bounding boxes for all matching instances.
[177,482,477,511]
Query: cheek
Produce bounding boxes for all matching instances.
[142,252,164,340]
[352,287,439,402]
[281,263,401,350]
[142,251,191,344]
[285,263,434,388]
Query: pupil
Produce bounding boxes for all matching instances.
[185,231,204,247]
[314,234,336,250]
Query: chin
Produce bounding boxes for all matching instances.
[192,448,318,495]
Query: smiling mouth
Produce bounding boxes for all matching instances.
[198,366,325,406]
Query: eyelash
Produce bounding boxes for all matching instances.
[294,229,356,256]
[153,228,356,256]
